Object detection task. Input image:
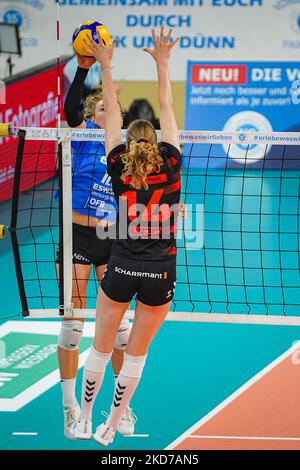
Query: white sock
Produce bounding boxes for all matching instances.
[61,378,77,407]
[80,347,112,422]
[107,353,147,430]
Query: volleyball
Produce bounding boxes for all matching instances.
[72,21,110,58]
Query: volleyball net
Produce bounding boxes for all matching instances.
[3,127,300,325]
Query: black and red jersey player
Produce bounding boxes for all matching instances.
[71,27,181,446]
[102,140,181,306]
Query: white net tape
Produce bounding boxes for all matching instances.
[20,127,300,145]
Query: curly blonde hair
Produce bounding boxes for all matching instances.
[83,91,124,121]
[121,120,163,190]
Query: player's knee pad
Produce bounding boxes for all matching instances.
[114,318,132,350]
[58,320,84,351]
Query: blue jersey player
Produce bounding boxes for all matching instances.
[56,54,135,439]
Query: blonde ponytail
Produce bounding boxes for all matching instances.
[121,119,162,190]
[121,140,163,190]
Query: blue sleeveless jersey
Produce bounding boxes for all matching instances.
[71,120,117,222]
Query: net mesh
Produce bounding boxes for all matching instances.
[179,145,300,316]
[12,138,59,310]
[7,128,300,322]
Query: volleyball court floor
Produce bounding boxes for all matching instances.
[1,169,300,451]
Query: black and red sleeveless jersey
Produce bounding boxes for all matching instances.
[107,142,181,261]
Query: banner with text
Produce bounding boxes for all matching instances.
[1,1,300,80]
[0,66,60,203]
[185,60,300,168]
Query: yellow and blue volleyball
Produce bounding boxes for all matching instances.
[72,21,110,58]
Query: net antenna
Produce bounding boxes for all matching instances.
[55,1,73,315]
[0,23,22,78]
[56,0,62,131]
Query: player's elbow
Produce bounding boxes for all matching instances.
[64,111,80,128]
[64,108,82,128]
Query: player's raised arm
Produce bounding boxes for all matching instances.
[83,33,121,154]
[64,54,96,129]
[143,27,180,151]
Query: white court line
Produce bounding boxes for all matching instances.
[12,432,38,436]
[0,373,18,377]
[123,434,150,438]
[188,435,300,441]
[165,341,300,450]
[0,321,95,337]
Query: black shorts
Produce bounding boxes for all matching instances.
[56,223,113,267]
[101,254,176,307]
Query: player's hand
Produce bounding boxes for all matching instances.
[76,53,96,69]
[82,31,117,68]
[143,27,179,64]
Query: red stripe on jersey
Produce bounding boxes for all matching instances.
[165,157,178,169]
[123,173,168,185]
[111,149,127,164]
[167,247,177,256]
[164,179,181,195]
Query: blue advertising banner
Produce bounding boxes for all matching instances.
[185,61,300,168]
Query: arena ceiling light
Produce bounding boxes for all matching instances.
[0,23,21,56]
[0,23,22,78]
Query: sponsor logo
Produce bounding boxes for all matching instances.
[0,92,58,140]
[73,253,90,263]
[123,173,168,185]
[166,281,176,299]
[72,130,106,141]
[115,267,165,279]
[92,183,113,195]
[100,156,107,165]
[101,173,112,186]
[222,111,273,164]
[0,7,30,31]
[191,65,247,86]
